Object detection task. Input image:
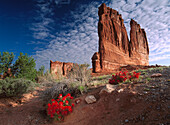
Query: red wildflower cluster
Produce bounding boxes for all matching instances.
[47,93,74,121]
[109,71,128,85]
[130,71,140,79]
[109,71,140,85]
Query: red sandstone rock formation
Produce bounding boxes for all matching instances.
[129,19,149,65]
[92,3,149,73]
[50,60,73,77]
[92,52,101,72]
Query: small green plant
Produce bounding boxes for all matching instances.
[143,88,150,91]
[135,69,148,75]
[156,67,164,71]
[124,79,132,84]
[0,78,35,97]
[91,79,108,86]
[148,68,155,71]
[135,69,143,73]
[78,85,87,94]
[37,65,45,76]
[92,75,111,81]
[146,77,151,82]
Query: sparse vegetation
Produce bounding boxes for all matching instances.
[146,77,151,83]
[123,79,132,84]
[135,69,148,75]
[41,81,80,102]
[92,75,111,81]
[41,63,91,102]
[0,64,170,125]
[90,79,108,87]
[78,85,87,94]
[67,64,91,86]
[36,69,59,86]
[0,78,36,97]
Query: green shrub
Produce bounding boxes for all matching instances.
[0,78,35,97]
[42,81,80,102]
[37,69,61,86]
[12,53,37,81]
[123,79,132,84]
[78,85,87,94]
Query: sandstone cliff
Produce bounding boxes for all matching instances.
[50,60,73,77]
[92,3,149,73]
[129,19,149,65]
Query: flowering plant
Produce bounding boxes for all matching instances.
[109,71,128,85]
[47,93,74,121]
[129,71,140,80]
[109,71,140,85]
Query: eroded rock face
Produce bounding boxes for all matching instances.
[50,60,73,77]
[92,3,149,72]
[129,19,149,65]
[92,52,101,73]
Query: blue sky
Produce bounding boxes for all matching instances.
[0,0,169,70]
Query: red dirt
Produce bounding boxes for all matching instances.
[0,66,169,125]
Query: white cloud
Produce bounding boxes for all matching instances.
[33,0,170,70]
[149,54,170,62]
[30,0,55,41]
[33,1,100,70]
[108,0,170,64]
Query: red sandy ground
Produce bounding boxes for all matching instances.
[0,65,169,125]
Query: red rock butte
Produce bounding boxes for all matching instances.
[50,60,73,77]
[92,3,149,73]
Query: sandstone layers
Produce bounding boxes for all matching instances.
[50,60,73,77]
[92,3,149,73]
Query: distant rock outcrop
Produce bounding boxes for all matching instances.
[92,3,149,73]
[50,60,73,77]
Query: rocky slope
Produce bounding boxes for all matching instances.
[0,66,169,125]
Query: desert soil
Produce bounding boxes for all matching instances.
[0,67,170,125]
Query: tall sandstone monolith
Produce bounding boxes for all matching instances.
[92,3,149,73]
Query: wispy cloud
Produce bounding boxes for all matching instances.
[108,0,170,64]
[33,1,100,70]
[32,0,170,70]
[30,0,55,41]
